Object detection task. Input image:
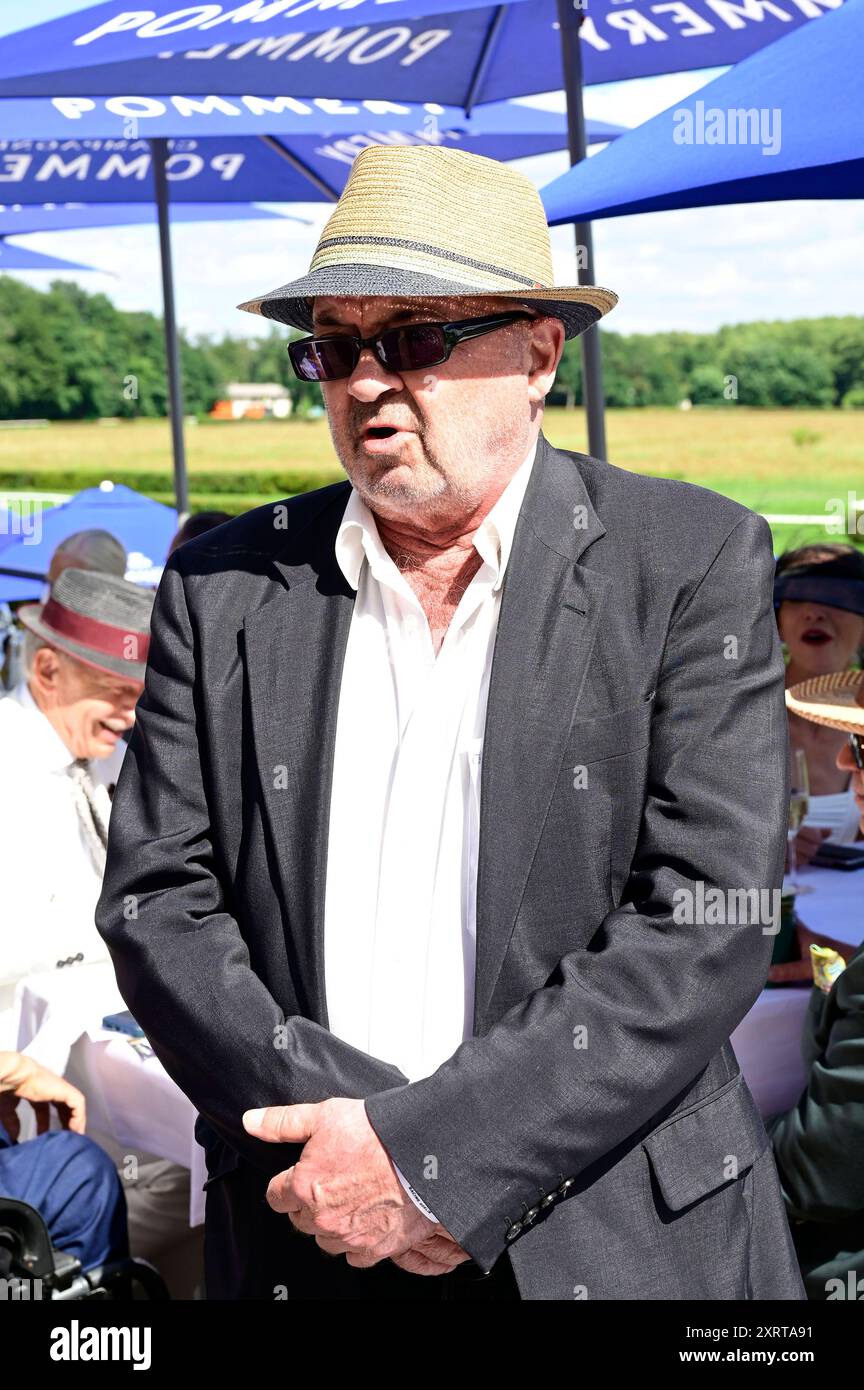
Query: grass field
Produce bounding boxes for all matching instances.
[1,407,861,550]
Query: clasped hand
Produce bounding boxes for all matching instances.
[243,1097,470,1276]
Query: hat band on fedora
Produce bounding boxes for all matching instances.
[41,596,150,667]
[311,235,547,292]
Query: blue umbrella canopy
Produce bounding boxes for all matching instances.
[0,1,840,100]
[1,94,468,139]
[0,97,613,513]
[0,505,28,603]
[0,0,530,75]
[541,0,864,224]
[0,571,52,603]
[0,203,307,234]
[0,99,624,203]
[0,237,106,270]
[0,482,178,601]
[0,0,845,475]
[0,91,624,141]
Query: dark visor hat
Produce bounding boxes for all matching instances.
[774,553,864,617]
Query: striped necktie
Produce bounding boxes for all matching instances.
[67,758,109,876]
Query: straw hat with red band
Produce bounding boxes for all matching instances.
[785,669,864,735]
[18,568,154,683]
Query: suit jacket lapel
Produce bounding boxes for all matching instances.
[244,484,353,1029]
[473,434,610,1027]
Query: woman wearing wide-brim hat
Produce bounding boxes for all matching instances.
[784,666,864,840]
[775,546,864,860]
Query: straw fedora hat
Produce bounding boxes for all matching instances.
[785,669,864,734]
[237,143,617,340]
[18,568,154,683]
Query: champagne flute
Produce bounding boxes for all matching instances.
[787,747,809,889]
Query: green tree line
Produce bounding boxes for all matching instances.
[0,277,861,419]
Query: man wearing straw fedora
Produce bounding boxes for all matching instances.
[98,145,805,1300]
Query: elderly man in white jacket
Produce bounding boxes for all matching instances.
[0,567,204,1299]
[0,568,151,1041]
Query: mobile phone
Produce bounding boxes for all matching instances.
[102,1010,146,1039]
[810,842,864,871]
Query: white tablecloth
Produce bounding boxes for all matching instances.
[12,962,206,1226]
[782,863,864,942]
[732,864,863,1119]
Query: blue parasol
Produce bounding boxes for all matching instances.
[0,482,178,602]
[541,0,863,223]
[0,238,107,271]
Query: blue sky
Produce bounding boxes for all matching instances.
[0,3,85,37]
[10,65,863,342]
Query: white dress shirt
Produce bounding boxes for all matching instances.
[0,681,124,1045]
[324,440,538,1100]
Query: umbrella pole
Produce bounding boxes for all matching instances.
[556,0,608,462]
[150,138,189,522]
[259,136,340,201]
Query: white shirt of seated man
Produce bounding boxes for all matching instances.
[0,639,141,1045]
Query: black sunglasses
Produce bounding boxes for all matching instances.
[288,311,532,383]
[850,732,864,771]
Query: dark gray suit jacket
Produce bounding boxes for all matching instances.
[96,433,806,1300]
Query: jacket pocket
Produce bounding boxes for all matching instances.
[642,1071,768,1211]
[569,690,655,766]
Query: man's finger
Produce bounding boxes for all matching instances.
[242,1103,319,1144]
[264,1166,306,1217]
[429,1225,462,1246]
[315,1234,354,1257]
[412,1233,471,1270]
[344,1246,388,1269]
[390,1247,456,1276]
[798,826,831,844]
[64,1101,87,1135]
[54,1091,86,1133]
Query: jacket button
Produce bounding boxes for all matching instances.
[505,1223,522,1241]
[523,1206,540,1225]
[540,1193,555,1208]
[557,1178,575,1196]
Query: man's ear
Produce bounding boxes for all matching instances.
[527,316,565,406]
[30,643,60,695]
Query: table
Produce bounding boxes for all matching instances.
[12,962,206,1226]
[731,864,863,1119]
